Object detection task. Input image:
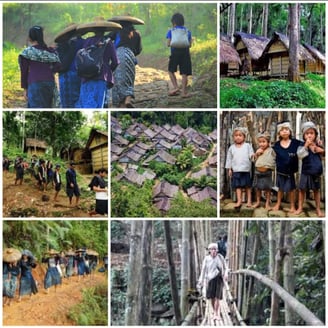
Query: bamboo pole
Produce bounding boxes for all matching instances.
[233,269,324,326]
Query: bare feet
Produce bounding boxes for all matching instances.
[168,88,180,96]
[233,202,241,208]
[246,203,252,207]
[294,209,303,215]
[252,202,260,208]
[316,210,325,217]
[272,205,280,211]
[181,93,191,98]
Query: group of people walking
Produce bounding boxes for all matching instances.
[3,247,103,306]
[18,12,193,108]
[8,157,108,215]
[19,15,143,108]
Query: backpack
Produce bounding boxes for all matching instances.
[75,38,109,78]
[170,28,190,48]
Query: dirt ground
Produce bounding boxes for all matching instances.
[3,268,107,326]
[3,171,102,218]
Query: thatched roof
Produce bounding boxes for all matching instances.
[220,39,241,64]
[303,43,325,63]
[25,138,47,149]
[153,181,179,198]
[85,129,108,149]
[234,32,270,60]
[263,32,315,62]
[144,150,176,165]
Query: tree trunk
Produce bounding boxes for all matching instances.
[245,222,261,319]
[138,221,153,325]
[270,221,287,325]
[180,221,190,318]
[288,4,301,82]
[228,3,236,42]
[268,221,276,278]
[239,221,248,316]
[189,222,196,291]
[262,3,269,37]
[248,5,253,34]
[234,269,324,326]
[283,221,297,325]
[125,221,143,325]
[163,221,182,325]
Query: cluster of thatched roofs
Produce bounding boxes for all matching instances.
[220,31,325,75]
[111,116,218,212]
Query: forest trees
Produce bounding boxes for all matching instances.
[3,220,108,261]
[229,220,325,325]
[112,220,324,325]
[3,111,86,157]
[220,3,325,51]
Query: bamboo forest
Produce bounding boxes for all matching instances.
[111,220,324,326]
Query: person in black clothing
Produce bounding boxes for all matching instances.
[108,16,143,108]
[53,164,62,202]
[14,157,24,185]
[89,168,108,215]
[66,162,80,206]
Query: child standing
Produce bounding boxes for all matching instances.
[295,122,324,217]
[166,13,192,98]
[252,132,276,209]
[225,127,254,208]
[272,121,302,212]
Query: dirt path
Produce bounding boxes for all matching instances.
[3,172,95,217]
[6,58,217,108]
[3,271,107,326]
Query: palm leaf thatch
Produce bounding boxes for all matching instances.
[234,32,270,60]
[220,39,241,64]
[263,32,315,62]
[303,43,325,64]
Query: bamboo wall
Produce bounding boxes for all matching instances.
[91,146,108,172]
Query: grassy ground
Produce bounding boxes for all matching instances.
[220,74,325,108]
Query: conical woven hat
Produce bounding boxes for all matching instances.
[47,249,59,255]
[54,23,79,43]
[3,248,21,262]
[76,16,122,35]
[108,15,144,25]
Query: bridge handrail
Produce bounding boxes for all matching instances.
[233,269,324,326]
[223,280,247,326]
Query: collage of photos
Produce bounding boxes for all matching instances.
[1,1,326,328]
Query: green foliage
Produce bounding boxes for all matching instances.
[69,283,108,325]
[292,221,325,321]
[3,220,107,260]
[220,75,325,108]
[152,267,180,307]
[111,179,158,218]
[111,221,128,241]
[167,192,217,217]
[148,161,173,176]
[176,148,193,171]
[3,47,21,108]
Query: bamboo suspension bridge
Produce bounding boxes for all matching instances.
[181,271,324,326]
